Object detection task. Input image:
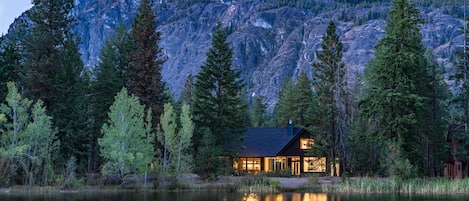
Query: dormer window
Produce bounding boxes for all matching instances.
[300,138,314,149]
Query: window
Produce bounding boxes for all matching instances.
[264,157,286,172]
[304,157,326,173]
[300,138,314,149]
[235,158,261,171]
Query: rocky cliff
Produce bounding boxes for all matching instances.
[4,1,467,110]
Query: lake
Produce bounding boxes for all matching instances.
[1,191,469,201]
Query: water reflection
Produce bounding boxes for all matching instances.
[243,193,336,201]
[1,191,469,201]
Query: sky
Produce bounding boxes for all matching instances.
[0,0,33,35]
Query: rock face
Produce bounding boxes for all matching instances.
[5,1,467,110]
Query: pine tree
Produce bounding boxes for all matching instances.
[20,0,90,173]
[311,21,346,176]
[53,34,90,173]
[272,77,295,127]
[291,71,314,126]
[191,22,249,177]
[0,40,21,101]
[250,95,268,127]
[98,88,154,184]
[359,0,428,177]
[420,52,450,176]
[22,0,75,107]
[128,0,166,131]
[451,17,469,172]
[89,24,131,172]
[272,71,314,127]
[179,75,194,105]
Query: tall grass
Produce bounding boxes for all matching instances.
[324,177,469,194]
[236,174,280,193]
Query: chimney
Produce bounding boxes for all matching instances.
[288,119,293,136]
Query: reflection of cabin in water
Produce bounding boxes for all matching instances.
[233,121,339,176]
[445,124,469,179]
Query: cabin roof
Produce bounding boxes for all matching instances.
[238,127,304,157]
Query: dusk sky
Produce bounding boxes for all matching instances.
[0,0,33,35]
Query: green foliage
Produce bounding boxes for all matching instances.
[193,128,222,181]
[20,0,91,174]
[89,24,132,172]
[356,0,447,177]
[176,104,194,176]
[158,103,177,174]
[128,0,166,130]
[272,71,314,127]
[53,33,91,174]
[451,18,469,164]
[250,95,268,127]
[0,40,21,102]
[191,22,249,168]
[0,82,58,186]
[310,21,346,176]
[98,88,154,184]
[179,75,194,105]
[381,139,414,179]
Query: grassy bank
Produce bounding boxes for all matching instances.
[323,177,469,194]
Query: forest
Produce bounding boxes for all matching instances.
[0,0,468,187]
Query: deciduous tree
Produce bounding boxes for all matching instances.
[99,88,154,184]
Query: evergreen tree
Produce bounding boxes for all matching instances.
[250,95,268,127]
[419,52,449,176]
[311,21,346,176]
[98,88,154,184]
[359,0,429,177]
[89,24,131,172]
[272,71,314,127]
[292,71,314,126]
[0,39,21,101]
[21,0,75,107]
[451,17,469,171]
[179,74,194,105]
[191,22,249,177]
[128,0,166,131]
[20,0,89,173]
[53,34,90,173]
[272,76,295,127]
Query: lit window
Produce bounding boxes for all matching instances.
[300,138,314,149]
[304,157,326,173]
[235,158,261,171]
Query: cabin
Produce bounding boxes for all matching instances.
[445,124,469,179]
[233,121,339,176]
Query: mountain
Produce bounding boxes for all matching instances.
[3,0,467,110]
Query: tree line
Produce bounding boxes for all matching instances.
[0,0,468,187]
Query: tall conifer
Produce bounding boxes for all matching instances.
[21,0,90,172]
[128,0,166,131]
[191,22,249,177]
[311,21,346,176]
[89,24,131,172]
[359,0,429,177]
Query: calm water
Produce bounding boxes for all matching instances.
[1,192,469,201]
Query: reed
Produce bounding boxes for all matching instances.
[325,177,469,194]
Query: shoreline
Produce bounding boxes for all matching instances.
[1,177,469,195]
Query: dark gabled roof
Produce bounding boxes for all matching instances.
[238,127,303,157]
